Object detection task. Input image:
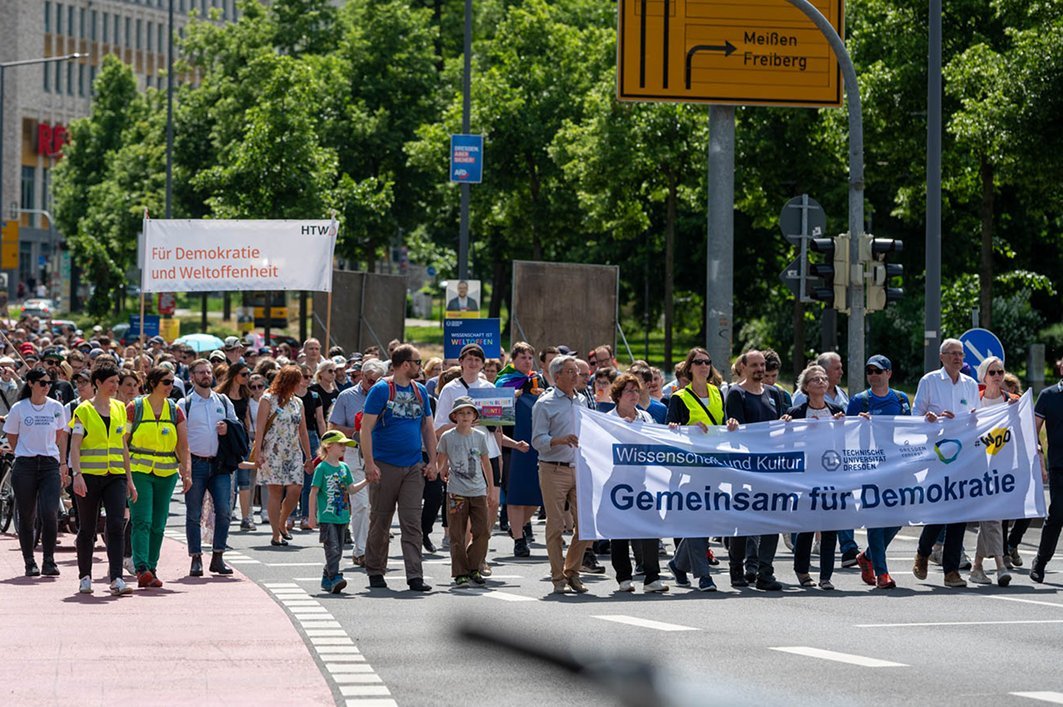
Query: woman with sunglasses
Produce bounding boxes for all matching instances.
[969,356,1018,586]
[216,362,255,530]
[127,367,192,588]
[297,363,326,531]
[70,362,137,596]
[3,367,69,577]
[782,364,846,590]
[310,360,341,422]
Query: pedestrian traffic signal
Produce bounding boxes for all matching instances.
[865,236,904,312]
[808,233,849,312]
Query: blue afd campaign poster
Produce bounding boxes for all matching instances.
[444,318,501,358]
[450,134,483,183]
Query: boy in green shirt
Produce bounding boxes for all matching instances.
[309,431,368,593]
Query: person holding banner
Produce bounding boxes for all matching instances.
[783,364,846,590]
[724,350,788,591]
[911,338,980,588]
[1030,359,1063,583]
[531,355,593,594]
[846,355,911,590]
[666,348,731,592]
[608,373,669,594]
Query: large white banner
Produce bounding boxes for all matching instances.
[141,219,336,293]
[575,392,1045,540]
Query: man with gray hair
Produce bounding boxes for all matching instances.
[328,357,388,566]
[911,337,980,588]
[532,355,593,594]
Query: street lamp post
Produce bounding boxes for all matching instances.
[0,52,81,264]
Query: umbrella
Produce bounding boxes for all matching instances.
[175,333,225,353]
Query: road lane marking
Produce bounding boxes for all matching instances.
[314,646,360,654]
[857,620,1063,628]
[310,637,355,646]
[769,647,907,668]
[322,654,366,662]
[592,615,698,632]
[326,664,376,673]
[345,700,397,707]
[331,674,384,684]
[987,596,1063,609]
[266,562,324,567]
[306,630,349,637]
[298,621,343,629]
[339,686,391,697]
[264,582,299,588]
[1013,693,1063,704]
[483,590,536,602]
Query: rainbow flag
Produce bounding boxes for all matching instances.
[495,363,531,389]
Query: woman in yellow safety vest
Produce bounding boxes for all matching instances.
[70,362,137,597]
[127,366,192,589]
[665,347,732,593]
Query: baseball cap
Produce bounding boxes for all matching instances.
[222,336,241,351]
[557,345,578,356]
[320,430,358,447]
[865,355,892,371]
[149,335,165,345]
[331,355,347,367]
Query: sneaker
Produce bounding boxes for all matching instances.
[698,575,717,592]
[968,567,991,585]
[552,580,568,594]
[79,576,94,594]
[565,574,589,594]
[668,560,690,587]
[331,576,348,593]
[997,571,1012,587]
[137,570,156,589]
[730,571,749,588]
[755,576,783,591]
[299,518,310,531]
[24,561,40,578]
[352,554,366,567]
[240,518,256,531]
[819,579,835,591]
[321,576,332,592]
[943,571,967,588]
[407,578,432,592]
[876,573,896,589]
[368,575,387,589]
[41,560,60,577]
[706,548,720,565]
[744,571,757,584]
[929,545,943,565]
[856,552,876,586]
[644,579,669,593]
[110,578,133,596]
[123,557,136,575]
[1030,562,1046,584]
[423,536,437,554]
[959,552,973,571]
[514,537,530,558]
[1007,545,1023,567]
[581,551,605,574]
[841,549,859,568]
[913,553,929,580]
[469,571,486,586]
[633,564,645,577]
[454,575,471,588]
[618,579,635,592]
[479,562,492,577]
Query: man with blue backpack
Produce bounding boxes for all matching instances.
[846,354,911,589]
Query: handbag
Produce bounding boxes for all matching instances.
[249,409,278,464]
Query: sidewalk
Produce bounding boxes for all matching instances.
[0,531,334,706]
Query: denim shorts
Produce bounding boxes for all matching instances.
[235,467,252,489]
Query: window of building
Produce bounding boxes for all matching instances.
[78,63,85,97]
[114,15,120,46]
[66,62,73,95]
[103,12,109,42]
[67,6,74,39]
[136,19,142,49]
[42,168,51,215]
[90,65,97,95]
[21,167,37,227]
[125,18,131,48]
[147,20,153,51]
[56,2,63,34]
[44,1,51,33]
[79,7,85,39]
[91,10,97,41]
[44,63,50,93]
[158,24,164,54]
[54,62,61,91]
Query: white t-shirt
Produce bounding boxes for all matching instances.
[805,405,835,421]
[434,376,501,458]
[3,398,69,459]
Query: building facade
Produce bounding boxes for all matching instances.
[0,0,237,305]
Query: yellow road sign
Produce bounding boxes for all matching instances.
[618,0,844,107]
[1,220,19,270]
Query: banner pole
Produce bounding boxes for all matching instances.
[140,208,149,358]
[325,291,333,350]
[139,292,146,356]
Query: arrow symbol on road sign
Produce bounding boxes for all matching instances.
[964,340,989,364]
[685,41,738,89]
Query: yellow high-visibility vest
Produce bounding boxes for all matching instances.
[673,384,724,426]
[71,399,127,476]
[129,397,179,476]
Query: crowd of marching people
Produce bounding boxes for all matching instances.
[3,314,1062,597]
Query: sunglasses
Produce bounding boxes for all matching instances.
[865,367,884,375]
[408,359,422,367]
[691,358,712,366]
[250,384,265,391]
[238,370,249,377]
[986,369,1004,376]
[161,379,175,386]
[35,379,53,387]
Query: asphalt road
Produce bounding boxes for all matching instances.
[167,496,1063,707]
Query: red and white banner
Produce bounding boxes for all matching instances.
[141,219,337,293]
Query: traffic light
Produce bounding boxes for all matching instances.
[808,232,849,312]
[864,236,904,312]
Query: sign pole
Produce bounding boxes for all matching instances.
[139,292,146,353]
[325,291,333,352]
[457,0,473,280]
[705,105,735,381]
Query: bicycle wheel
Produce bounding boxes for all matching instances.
[0,469,14,533]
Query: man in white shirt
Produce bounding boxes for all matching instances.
[911,338,979,588]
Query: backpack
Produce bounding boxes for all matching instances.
[130,396,178,439]
[858,388,911,416]
[357,377,425,430]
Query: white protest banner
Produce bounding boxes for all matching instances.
[575,392,1044,540]
[141,219,336,293]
